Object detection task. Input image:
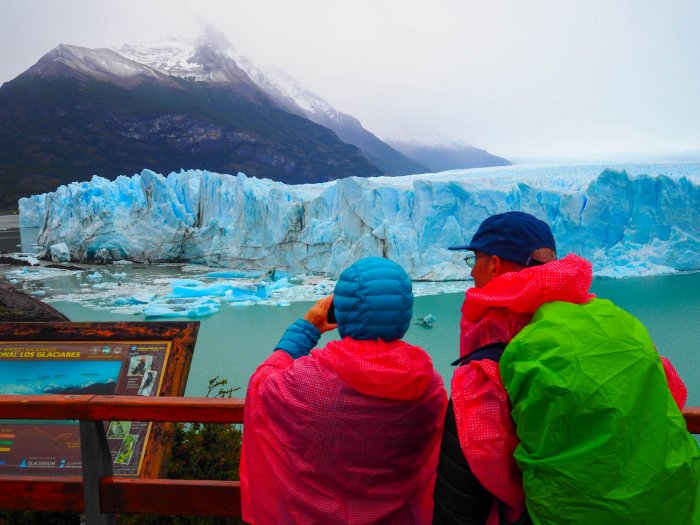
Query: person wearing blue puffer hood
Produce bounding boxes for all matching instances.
[241,257,447,525]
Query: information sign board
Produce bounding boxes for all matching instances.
[0,322,198,478]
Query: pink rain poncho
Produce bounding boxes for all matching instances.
[241,338,447,524]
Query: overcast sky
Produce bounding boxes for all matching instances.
[2,0,700,161]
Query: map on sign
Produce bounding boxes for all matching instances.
[0,336,179,477]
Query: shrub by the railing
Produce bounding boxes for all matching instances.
[166,377,242,483]
[121,376,243,525]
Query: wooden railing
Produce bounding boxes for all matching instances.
[0,395,245,524]
[0,395,697,524]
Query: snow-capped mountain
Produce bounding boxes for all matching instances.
[0,36,380,210]
[116,30,340,114]
[117,27,428,176]
[23,43,181,90]
[117,33,270,104]
[118,31,255,88]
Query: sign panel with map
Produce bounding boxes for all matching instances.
[0,322,198,478]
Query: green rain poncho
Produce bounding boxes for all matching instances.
[500,299,700,524]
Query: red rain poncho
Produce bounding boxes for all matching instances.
[451,254,688,524]
[241,338,447,524]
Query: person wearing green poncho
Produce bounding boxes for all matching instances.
[434,211,699,525]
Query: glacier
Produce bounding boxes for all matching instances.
[18,163,700,280]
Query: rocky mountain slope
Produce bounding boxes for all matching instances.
[0,42,380,210]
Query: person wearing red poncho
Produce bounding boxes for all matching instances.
[433,212,696,525]
[241,257,447,524]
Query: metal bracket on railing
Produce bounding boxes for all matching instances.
[79,420,116,525]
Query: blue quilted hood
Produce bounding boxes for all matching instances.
[333,257,413,341]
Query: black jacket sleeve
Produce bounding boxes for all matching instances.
[433,398,493,525]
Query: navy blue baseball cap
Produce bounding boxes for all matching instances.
[448,211,556,266]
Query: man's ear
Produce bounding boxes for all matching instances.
[489,255,503,278]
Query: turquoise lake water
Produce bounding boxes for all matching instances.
[49,271,700,406]
[1,218,697,405]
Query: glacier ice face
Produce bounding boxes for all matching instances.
[49,242,71,262]
[18,163,700,280]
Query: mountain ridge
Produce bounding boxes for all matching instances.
[0,42,381,210]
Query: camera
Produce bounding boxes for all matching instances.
[327,299,337,324]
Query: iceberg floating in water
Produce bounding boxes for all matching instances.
[86,271,102,283]
[18,164,700,279]
[143,297,221,318]
[167,280,269,301]
[416,314,437,329]
[206,270,266,279]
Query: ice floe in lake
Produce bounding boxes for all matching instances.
[0,263,341,317]
[2,259,692,318]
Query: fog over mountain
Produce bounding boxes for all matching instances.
[388,140,510,172]
[117,27,432,177]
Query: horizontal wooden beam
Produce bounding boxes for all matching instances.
[0,395,696,431]
[0,476,241,517]
[100,478,241,517]
[0,394,92,420]
[683,407,700,434]
[0,395,245,424]
[0,476,84,512]
[87,395,245,424]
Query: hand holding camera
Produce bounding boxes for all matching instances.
[303,294,337,333]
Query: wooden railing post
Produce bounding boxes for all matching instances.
[79,420,116,525]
